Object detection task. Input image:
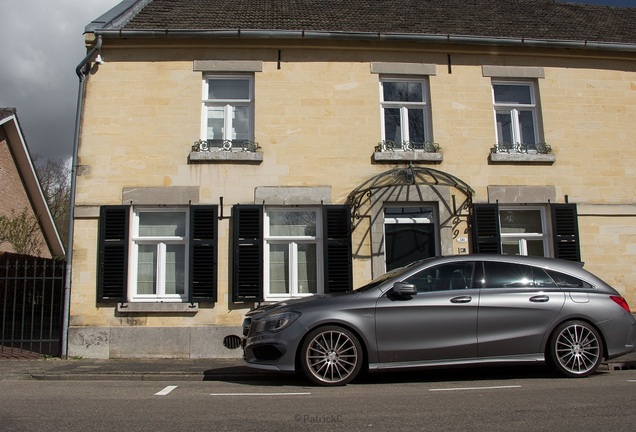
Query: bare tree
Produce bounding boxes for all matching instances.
[34,157,71,248]
[0,208,43,255]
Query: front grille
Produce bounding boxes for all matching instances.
[252,345,283,361]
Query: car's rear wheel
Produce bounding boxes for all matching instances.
[547,320,603,377]
[299,326,363,386]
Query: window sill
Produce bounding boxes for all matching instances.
[117,302,199,314]
[489,152,556,164]
[373,151,443,163]
[189,151,263,164]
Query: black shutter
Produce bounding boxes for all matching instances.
[232,205,263,302]
[97,206,129,302]
[189,205,218,302]
[323,205,353,293]
[472,204,501,254]
[551,203,581,262]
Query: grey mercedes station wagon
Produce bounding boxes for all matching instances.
[241,255,636,386]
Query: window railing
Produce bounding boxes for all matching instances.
[375,140,441,153]
[491,142,552,154]
[192,139,260,153]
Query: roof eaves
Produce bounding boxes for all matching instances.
[0,113,65,258]
[85,0,152,33]
[93,28,636,53]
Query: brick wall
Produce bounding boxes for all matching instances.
[0,128,49,257]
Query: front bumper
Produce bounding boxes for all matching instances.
[241,316,302,372]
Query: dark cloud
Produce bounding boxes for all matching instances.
[0,0,115,160]
[0,0,633,161]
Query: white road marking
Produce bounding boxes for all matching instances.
[209,392,311,396]
[155,385,178,396]
[628,380,636,383]
[429,385,522,392]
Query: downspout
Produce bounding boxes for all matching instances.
[61,35,102,359]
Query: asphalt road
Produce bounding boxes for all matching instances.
[1,367,635,431]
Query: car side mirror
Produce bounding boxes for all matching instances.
[391,282,417,296]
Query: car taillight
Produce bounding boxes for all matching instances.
[610,296,632,313]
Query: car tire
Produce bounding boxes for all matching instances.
[299,326,363,386]
[547,320,603,378]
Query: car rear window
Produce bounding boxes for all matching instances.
[545,269,594,289]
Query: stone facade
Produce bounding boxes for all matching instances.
[69,36,636,358]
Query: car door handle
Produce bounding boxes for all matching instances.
[450,296,472,304]
[529,295,550,303]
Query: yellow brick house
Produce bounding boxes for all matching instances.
[68,0,636,358]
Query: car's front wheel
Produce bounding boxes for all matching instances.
[299,326,363,386]
[547,320,603,377]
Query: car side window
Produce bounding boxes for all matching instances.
[404,262,475,293]
[546,269,594,289]
[483,262,534,288]
[533,267,557,288]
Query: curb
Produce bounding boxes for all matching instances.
[29,372,279,382]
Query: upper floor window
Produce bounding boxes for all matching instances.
[380,78,431,149]
[202,75,254,147]
[492,81,541,152]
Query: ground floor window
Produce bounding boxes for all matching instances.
[499,206,549,257]
[97,205,218,303]
[232,205,352,302]
[472,203,580,261]
[264,208,322,299]
[130,208,188,301]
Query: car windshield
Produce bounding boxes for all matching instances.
[354,258,434,292]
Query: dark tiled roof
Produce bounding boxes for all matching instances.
[107,0,636,44]
[0,108,17,121]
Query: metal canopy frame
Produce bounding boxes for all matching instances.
[346,164,475,225]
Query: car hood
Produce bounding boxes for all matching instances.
[245,292,361,320]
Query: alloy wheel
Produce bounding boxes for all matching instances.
[552,321,602,377]
[302,327,361,385]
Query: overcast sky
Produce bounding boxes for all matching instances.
[0,0,634,161]
[0,0,116,161]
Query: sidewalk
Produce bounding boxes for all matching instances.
[0,357,275,381]
[1,351,635,382]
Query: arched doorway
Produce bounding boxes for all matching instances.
[346,164,474,277]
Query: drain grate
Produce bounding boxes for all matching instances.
[607,361,636,371]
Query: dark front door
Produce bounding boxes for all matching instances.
[385,207,437,271]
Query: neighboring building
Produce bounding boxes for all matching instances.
[69,0,636,358]
[0,108,64,258]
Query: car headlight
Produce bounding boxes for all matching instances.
[254,311,301,334]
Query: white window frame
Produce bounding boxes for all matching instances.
[380,77,432,148]
[263,207,324,301]
[201,75,254,144]
[492,80,541,151]
[128,207,189,302]
[499,206,550,257]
